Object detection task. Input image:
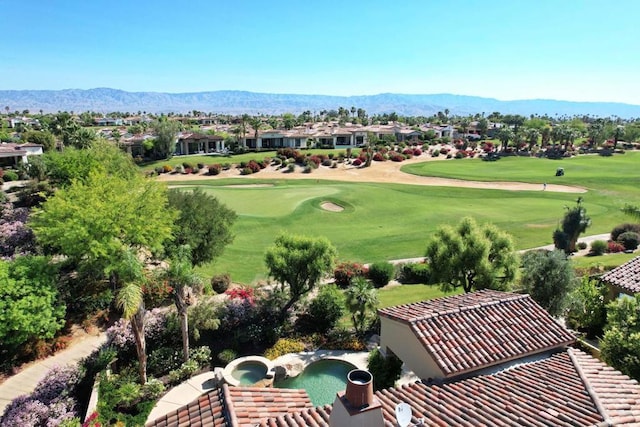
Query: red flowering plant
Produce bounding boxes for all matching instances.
[225,286,255,305]
[82,411,101,427]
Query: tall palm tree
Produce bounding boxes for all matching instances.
[167,245,200,362]
[525,128,540,151]
[249,117,262,148]
[345,277,378,336]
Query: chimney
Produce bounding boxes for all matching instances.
[330,370,384,427]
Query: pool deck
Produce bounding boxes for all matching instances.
[145,350,420,425]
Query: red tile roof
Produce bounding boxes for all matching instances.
[379,290,576,377]
[255,349,640,427]
[601,255,640,294]
[147,384,313,427]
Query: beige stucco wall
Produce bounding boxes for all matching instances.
[380,317,444,381]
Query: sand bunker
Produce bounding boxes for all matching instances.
[320,202,344,212]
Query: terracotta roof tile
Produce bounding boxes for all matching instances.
[601,255,640,294]
[380,290,576,377]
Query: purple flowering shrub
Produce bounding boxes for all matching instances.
[0,202,37,259]
[105,308,171,351]
[0,365,80,426]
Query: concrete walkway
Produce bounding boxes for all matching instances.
[0,334,107,416]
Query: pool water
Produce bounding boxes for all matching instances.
[274,360,356,406]
[231,361,268,385]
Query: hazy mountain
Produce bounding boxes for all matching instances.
[1,88,639,118]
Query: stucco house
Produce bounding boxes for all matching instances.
[175,133,225,155]
[0,142,43,167]
[601,255,640,298]
[148,290,640,427]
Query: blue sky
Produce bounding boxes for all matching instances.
[3,0,639,104]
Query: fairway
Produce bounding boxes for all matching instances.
[166,151,640,284]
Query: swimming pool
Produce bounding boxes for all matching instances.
[274,359,356,406]
[231,361,269,385]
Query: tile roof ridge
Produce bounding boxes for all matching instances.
[409,291,527,322]
[567,348,613,426]
[221,383,240,427]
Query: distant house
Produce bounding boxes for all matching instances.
[601,255,640,298]
[94,117,123,126]
[148,290,640,427]
[0,142,43,167]
[176,133,225,155]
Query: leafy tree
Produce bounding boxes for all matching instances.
[151,119,180,159]
[601,295,640,381]
[425,217,518,293]
[345,277,378,336]
[297,284,344,334]
[495,127,514,151]
[553,197,591,254]
[69,127,97,149]
[48,112,80,148]
[0,256,65,352]
[476,118,489,139]
[165,188,236,267]
[520,250,576,316]
[43,140,138,187]
[21,130,56,152]
[264,234,337,317]
[30,170,176,383]
[565,276,607,338]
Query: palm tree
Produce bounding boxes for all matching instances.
[167,246,200,362]
[345,277,378,337]
[496,127,514,152]
[459,117,470,142]
[525,128,540,151]
[249,117,262,148]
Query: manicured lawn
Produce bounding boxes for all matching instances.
[571,251,638,272]
[174,174,635,284]
[377,284,462,308]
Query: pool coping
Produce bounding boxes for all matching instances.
[221,355,274,387]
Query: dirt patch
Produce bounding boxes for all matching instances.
[320,202,344,212]
[157,154,586,193]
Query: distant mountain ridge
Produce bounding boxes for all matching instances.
[1,88,639,118]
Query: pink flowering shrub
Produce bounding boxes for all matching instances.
[351,158,362,166]
[0,202,36,259]
[105,308,168,350]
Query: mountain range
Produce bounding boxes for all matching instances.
[1,88,639,118]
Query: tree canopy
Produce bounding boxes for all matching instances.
[553,197,591,253]
[264,233,337,316]
[521,249,576,316]
[425,217,518,293]
[601,295,640,381]
[165,188,236,267]
[0,256,65,351]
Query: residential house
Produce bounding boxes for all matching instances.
[601,255,640,299]
[175,133,225,155]
[93,117,123,126]
[0,142,43,167]
[148,290,640,427]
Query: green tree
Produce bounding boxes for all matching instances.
[69,127,97,149]
[21,130,56,152]
[601,295,640,381]
[520,250,576,316]
[30,170,176,383]
[282,113,296,130]
[495,127,514,151]
[345,277,378,336]
[367,347,403,391]
[477,118,489,139]
[297,284,344,334]
[553,197,591,254]
[425,217,518,293]
[565,276,607,338]
[151,119,180,159]
[165,188,236,267]
[43,140,138,187]
[264,234,337,317]
[0,256,65,352]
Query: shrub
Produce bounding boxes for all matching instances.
[208,164,222,175]
[168,359,199,384]
[323,328,366,351]
[618,231,640,251]
[321,158,332,166]
[608,241,625,253]
[188,301,221,341]
[211,273,231,294]
[148,347,182,376]
[2,170,19,182]
[431,149,440,157]
[352,158,362,166]
[303,165,313,173]
[368,262,395,288]
[367,348,403,391]
[287,163,295,172]
[182,162,193,169]
[272,157,282,166]
[217,349,237,365]
[577,241,588,250]
[372,152,385,161]
[389,152,405,162]
[297,284,344,334]
[189,346,212,368]
[264,338,305,360]
[590,240,608,255]
[397,262,430,284]
[334,261,368,288]
[610,223,640,241]
[241,167,253,175]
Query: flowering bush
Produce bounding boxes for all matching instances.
[264,338,305,360]
[607,241,625,253]
[372,152,385,161]
[1,365,80,426]
[351,158,362,166]
[0,203,37,259]
[334,261,368,288]
[413,148,422,156]
[225,286,255,304]
[105,308,169,350]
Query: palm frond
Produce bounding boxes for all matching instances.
[116,283,143,318]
